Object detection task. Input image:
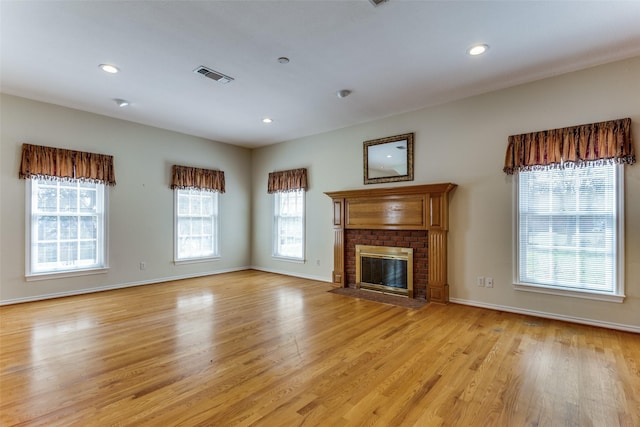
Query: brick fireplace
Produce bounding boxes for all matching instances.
[346,230,427,299]
[325,183,456,303]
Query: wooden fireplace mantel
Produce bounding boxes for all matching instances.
[325,183,456,303]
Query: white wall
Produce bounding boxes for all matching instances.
[251,57,640,331]
[0,94,252,303]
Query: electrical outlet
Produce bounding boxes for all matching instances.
[486,277,493,288]
[476,276,484,287]
[140,261,146,270]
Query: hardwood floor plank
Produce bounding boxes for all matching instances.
[1,270,639,426]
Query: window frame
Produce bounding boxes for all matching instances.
[272,189,306,262]
[26,178,109,280]
[513,164,625,303]
[174,188,220,264]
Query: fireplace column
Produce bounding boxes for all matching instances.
[428,230,448,302]
[331,197,345,286]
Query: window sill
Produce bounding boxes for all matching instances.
[174,256,220,266]
[272,256,305,264]
[26,267,109,282]
[514,282,625,303]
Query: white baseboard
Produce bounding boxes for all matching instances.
[249,265,332,283]
[450,297,640,333]
[0,266,251,306]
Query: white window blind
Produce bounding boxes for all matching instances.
[517,164,621,295]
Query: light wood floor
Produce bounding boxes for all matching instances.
[1,270,638,426]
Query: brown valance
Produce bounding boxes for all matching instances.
[19,143,116,185]
[503,118,635,175]
[267,168,308,193]
[171,165,225,193]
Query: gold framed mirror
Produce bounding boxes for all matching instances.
[363,133,414,184]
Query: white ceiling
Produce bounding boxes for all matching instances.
[2,1,640,148]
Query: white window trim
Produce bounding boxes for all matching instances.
[512,164,625,303]
[272,255,307,264]
[272,190,306,262]
[25,179,109,280]
[26,268,109,282]
[174,256,220,266]
[173,188,220,263]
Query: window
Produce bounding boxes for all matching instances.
[28,178,107,277]
[515,164,624,301]
[175,188,219,262]
[273,189,305,260]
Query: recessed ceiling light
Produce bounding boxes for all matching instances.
[114,98,129,107]
[336,89,352,98]
[262,118,273,124]
[99,64,119,74]
[467,44,489,56]
[277,57,290,64]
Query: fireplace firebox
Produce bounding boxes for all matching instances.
[356,245,413,297]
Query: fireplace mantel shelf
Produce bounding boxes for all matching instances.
[324,182,456,200]
[325,183,456,303]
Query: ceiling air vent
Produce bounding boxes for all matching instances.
[193,66,234,84]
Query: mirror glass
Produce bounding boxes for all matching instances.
[364,133,414,184]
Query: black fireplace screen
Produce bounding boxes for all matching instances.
[360,256,408,289]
